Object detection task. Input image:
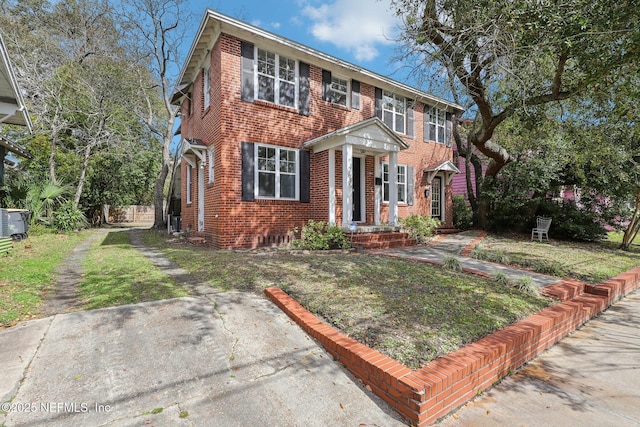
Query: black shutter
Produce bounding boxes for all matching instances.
[445,112,453,147]
[407,99,415,139]
[351,79,360,110]
[299,62,310,116]
[240,41,254,102]
[375,87,382,119]
[407,166,414,206]
[299,150,310,203]
[322,70,332,102]
[241,142,255,201]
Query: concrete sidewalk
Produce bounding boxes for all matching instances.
[377,230,560,288]
[1,295,405,426]
[434,289,640,426]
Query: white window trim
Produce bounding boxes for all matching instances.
[426,106,446,144]
[186,165,192,204]
[203,66,211,110]
[382,163,408,204]
[330,75,349,107]
[254,47,299,109]
[254,143,300,200]
[382,91,406,134]
[207,147,214,184]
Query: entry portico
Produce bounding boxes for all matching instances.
[303,118,409,228]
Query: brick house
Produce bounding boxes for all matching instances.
[172,9,464,249]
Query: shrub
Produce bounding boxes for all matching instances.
[514,276,539,296]
[536,200,607,242]
[453,195,473,230]
[442,256,462,272]
[400,214,441,244]
[292,220,350,250]
[53,202,88,232]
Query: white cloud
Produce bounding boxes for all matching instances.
[300,0,400,62]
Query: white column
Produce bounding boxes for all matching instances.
[342,144,353,226]
[374,155,381,226]
[388,151,398,226]
[328,149,336,226]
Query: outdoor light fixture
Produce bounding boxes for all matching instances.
[424,189,430,197]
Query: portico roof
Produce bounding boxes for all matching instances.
[302,117,409,154]
[423,160,461,185]
[0,33,32,131]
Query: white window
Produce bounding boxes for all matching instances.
[330,76,348,106]
[186,164,192,204]
[203,67,211,110]
[382,163,407,203]
[426,107,446,143]
[256,48,297,108]
[382,91,406,134]
[208,148,214,184]
[256,144,298,199]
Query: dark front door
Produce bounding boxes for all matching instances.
[352,157,362,222]
[431,176,442,220]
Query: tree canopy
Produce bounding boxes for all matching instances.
[392,0,640,227]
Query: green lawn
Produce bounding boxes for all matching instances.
[79,230,188,310]
[473,233,640,284]
[0,231,88,326]
[141,231,551,369]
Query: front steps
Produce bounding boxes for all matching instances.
[349,231,417,250]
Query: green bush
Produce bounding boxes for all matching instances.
[292,220,351,250]
[400,214,441,244]
[453,195,473,230]
[53,202,88,232]
[536,200,607,242]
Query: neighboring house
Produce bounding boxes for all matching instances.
[172,9,464,249]
[0,31,33,186]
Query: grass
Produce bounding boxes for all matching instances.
[473,233,640,284]
[141,231,551,369]
[0,231,89,326]
[79,230,188,310]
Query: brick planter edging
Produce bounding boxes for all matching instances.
[264,265,640,426]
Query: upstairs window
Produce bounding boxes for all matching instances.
[382,91,406,134]
[256,48,297,108]
[330,76,348,106]
[203,67,211,110]
[426,106,446,144]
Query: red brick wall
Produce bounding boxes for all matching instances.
[266,266,640,426]
[180,32,456,248]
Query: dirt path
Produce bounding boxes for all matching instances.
[43,228,109,316]
[128,229,213,296]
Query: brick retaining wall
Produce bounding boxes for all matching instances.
[265,265,640,426]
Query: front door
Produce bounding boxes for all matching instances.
[352,157,363,222]
[431,176,442,220]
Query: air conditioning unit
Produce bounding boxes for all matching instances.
[0,209,8,238]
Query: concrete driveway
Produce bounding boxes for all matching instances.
[1,294,405,426]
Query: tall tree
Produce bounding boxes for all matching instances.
[392,0,640,227]
[118,0,192,230]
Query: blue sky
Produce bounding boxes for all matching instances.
[191,0,409,82]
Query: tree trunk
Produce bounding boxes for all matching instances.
[152,162,169,229]
[621,192,640,250]
[49,131,58,185]
[73,143,93,209]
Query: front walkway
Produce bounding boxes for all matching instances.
[434,288,640,426]
[373,230,560,288]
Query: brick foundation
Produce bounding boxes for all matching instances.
[265,266,640,426]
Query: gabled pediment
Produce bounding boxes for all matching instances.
[303,117,408,154]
